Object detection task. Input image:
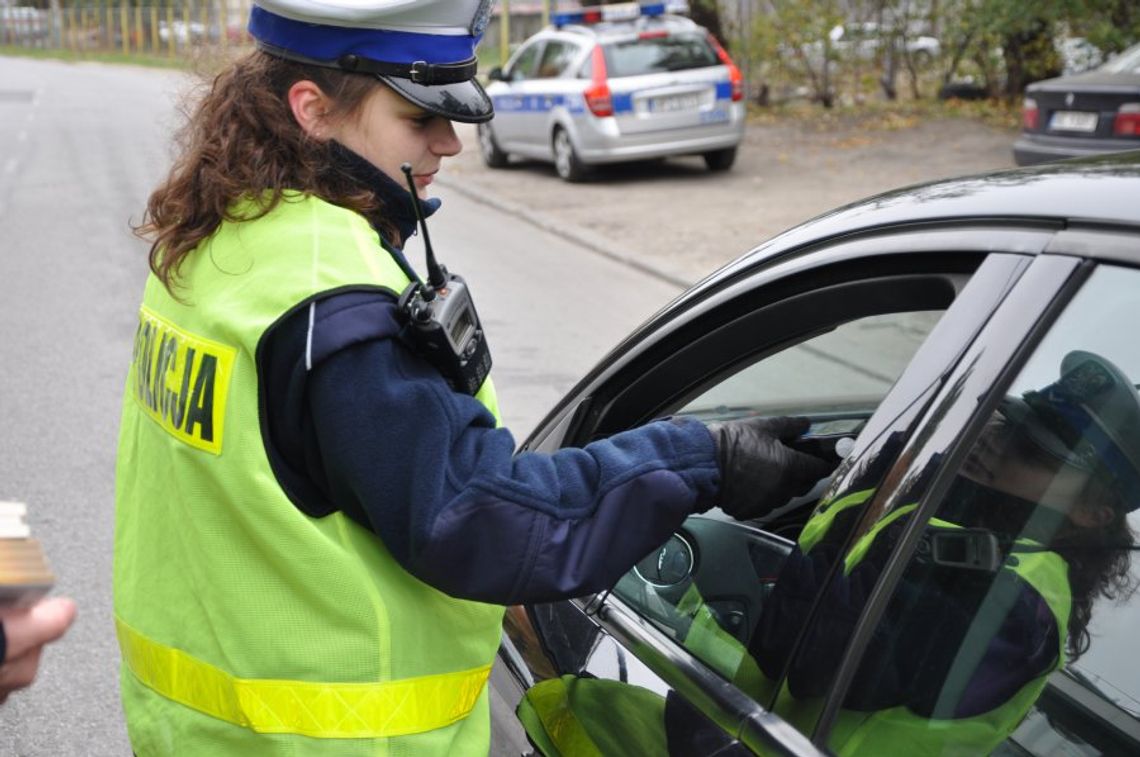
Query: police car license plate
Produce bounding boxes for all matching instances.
[650,93,702,113]
[700,109,729,125]
[1050,110,1097,132]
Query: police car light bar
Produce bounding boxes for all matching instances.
[552,2,684,28]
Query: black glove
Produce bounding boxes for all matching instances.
[707,416,837,520]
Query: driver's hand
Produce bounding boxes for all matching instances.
[707,416,837,521]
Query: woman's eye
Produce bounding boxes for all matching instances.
[411,115,434,127]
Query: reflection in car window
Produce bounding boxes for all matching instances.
[812,265,1140,756]
[612,309,946,703]
[602,33,719,78]
[508,42,542,81]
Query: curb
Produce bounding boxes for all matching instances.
[435,172,692,291]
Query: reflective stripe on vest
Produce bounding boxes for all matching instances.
[798,488,875,554]
[116,617,492,739]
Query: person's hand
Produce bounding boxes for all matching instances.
[0,597,76,704]
[707,416,837,520]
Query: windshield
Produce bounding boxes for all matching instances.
[602,32,719,77]
[1100,42,1140,74]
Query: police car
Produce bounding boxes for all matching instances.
[478,2,746,181]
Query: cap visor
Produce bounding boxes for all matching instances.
[379,75,494,124]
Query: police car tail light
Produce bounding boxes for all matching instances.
[1022,97,1039,131]
[1113,103,1140,137]
[707,34,743,102]
[585,46,613,117]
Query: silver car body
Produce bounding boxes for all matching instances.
[483,12,745,169]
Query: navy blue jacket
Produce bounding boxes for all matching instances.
[257,145,720,605]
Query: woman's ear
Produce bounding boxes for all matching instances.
[288,80,332,139]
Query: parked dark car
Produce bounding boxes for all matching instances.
[1014,42,1140,165]
[490,152,1140,756]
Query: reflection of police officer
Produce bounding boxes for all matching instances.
[111,2,830,754]
[752,350,1140,755]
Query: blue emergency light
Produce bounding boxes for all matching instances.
[552,2,673,29]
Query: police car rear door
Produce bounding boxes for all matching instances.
[603,26,732,137]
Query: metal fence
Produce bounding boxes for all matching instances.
[1,2,257,57]
[1,2,551,61]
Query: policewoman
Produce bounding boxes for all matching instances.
[113,1,831,754]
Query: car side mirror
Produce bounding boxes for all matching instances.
[488,66,507,82]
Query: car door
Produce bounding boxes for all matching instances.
[802,238,1140,756]
[498,224,1059,754]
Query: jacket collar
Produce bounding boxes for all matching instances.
[327,140,441,249]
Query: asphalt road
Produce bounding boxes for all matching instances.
[0,56,683,754]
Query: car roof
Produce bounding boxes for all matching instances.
[707,150,1140,284]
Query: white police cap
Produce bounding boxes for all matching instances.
[249,0,495,123]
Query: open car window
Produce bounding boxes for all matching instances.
[612,308,949,695]
[678,311,942,427]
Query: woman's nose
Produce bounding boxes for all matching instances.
[433,120,462,157]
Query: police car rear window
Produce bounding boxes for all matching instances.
[602,33,719,78]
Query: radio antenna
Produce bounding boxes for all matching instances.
[401,163,447,290]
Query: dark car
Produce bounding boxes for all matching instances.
[1014,42,1140,165]
[490,153,1140,756]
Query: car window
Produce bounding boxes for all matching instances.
[1100,42,1140,74]
[535,40,578,79]
[602,32,720,77]
[507,40,543,81]
[678,311,941,427]
[817,264,1140,756]
[611,308,947,700]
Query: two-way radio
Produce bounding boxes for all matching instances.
[395,163,492,396]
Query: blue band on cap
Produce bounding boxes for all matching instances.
[249,6,480,66]
[1048,398,1140,509]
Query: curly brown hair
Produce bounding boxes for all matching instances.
[1051,481,1137,662]
[134,51,397,293]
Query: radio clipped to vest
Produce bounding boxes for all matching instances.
[396,163,491,396]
